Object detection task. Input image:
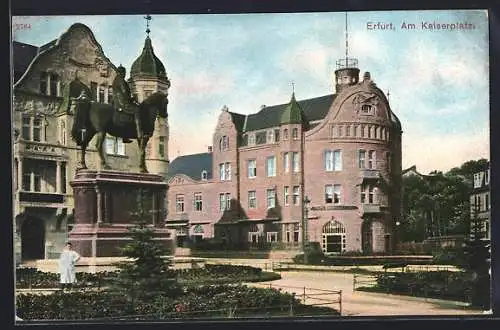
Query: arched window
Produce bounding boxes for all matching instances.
[219,136,229,151]
[322,220,346,253]
[201,170,208,180]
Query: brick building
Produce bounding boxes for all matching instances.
[470,162,491,240]
[167,58,403,254]
[12,23,169,261]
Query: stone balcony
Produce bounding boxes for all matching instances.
[360,203,381,214]
[15,140,68,159]
[360,169,380,180]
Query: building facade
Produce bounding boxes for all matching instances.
[12,23,169,261]
[470,163,491,240]
[167,59,403,254]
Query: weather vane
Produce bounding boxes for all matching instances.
[291,81,295,94]
[145,14,152,36]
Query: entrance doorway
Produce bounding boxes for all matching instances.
[322,220,346,253]
[362,220,373,254]
[21,215,45,261]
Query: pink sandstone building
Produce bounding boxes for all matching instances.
[166,59,402,254]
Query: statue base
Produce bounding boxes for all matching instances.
[69,169,172,257]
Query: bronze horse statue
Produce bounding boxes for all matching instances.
[70,90,168,173]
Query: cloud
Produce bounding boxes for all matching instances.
[171,71,236,98]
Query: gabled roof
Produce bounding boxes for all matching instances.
[167,152,213,181]
[228,111,246,132]
[243,93,335,132]
[12,41,38,83]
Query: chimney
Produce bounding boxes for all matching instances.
[208,146,213,153]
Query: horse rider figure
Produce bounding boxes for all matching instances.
[112,65,142,143]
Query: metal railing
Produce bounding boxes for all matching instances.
[352,274,377,291]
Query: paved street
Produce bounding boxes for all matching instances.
[248,271,484,316]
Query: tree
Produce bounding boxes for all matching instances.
[461,204,491,309]
[112,189,180,302]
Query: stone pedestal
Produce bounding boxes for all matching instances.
[69,170,172,257]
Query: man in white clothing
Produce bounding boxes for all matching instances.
[59,242,81,290]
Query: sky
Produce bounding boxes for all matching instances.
[12,10,489,174]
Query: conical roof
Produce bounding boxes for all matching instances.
[280,93,309,127]
[130,36,167,79]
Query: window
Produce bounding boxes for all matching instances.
[292,128,299,140]
[284,186,290,206]
[283,152,289,173]
[292,152,300,173]
[267,189,276,209]
[361,104,372,113]
[219,163,226,181]
[22,115,30,140]
[326,185,341,204]
[34,173,42,192]
[50,73,59,96]
[368,150,376,169]
[201,170,208,181]
[61,163,67,194]
[220,136,229,151]
[333,184,341,204]
[266,156,276,177]
[283,128,289,140]
[248,134,255,146]
[274,129,280,142]
[159,137,165,158]
[225,162,231,180]
[325,150,342,171]
[346,125,350,137]
[367,126,372,138]
[360,185,366,204]
[353,125,358,137]
[22,172,30,191]
[267,232,278,243]
[368,186,374,203]
[267,130,274,143]
[293,186,300,205]
[105,137,125,155]
[59,120,66,145]
[194,193,203,211]
[91,82,98,101]
[247,159,257,178]
[225,193,231,210]
[360,125,365,138]
[485,193,490,211]
[33,117,42,142]
[248,190,256,208]
[108,86,113,104]
[359,150,366,169]
[176,195,185,213]
[40,72,48,95]
[219,193,226,211]
[99,85,105,102]
[337,126,343,137]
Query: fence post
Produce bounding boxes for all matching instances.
[339,290,342,316]
[303,286,306,304]
[352,274,356,292]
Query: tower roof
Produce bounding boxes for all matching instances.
[280,93,309,127]
[130,36,167,80]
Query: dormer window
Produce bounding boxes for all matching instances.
[248,134,255,146]
[201,170,208,181]
[267,130,274,143]
[361,104,373,114]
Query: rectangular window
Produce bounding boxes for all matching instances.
[283,152,290,173]
[334,150,342,171]
[99,85,105,102]
[90,82,98,101]
[283,129,289,140]
[361,125,365,138]
[194,193,203,211]
[286,231,291,243]
[293,231,299,242]
[292,152,300,173]
[333,184,341,204]
[33,117,42,142]
[219,193,226,211]
[267,156,276,177]
[325,150,342,171]
[368,186,374,204]
[224,162,231,180]
[50,73,59,96]
[22,115,31,140]
[176,195,185,213]
[274,129,280,142]
[325,151,334,171]
[292,128,299,140]
[267,189,276,209]
[108,86,113,104]
[247,159,256,178]
[338,126,343,137]
[284,186,289,206]
[219,163,226,181]
[159,137,165,158]
[360,186,366,204]
[267,232,278,243]
[359,150,366,169]
[293,186,300,205]
[367,126,372,138]
[346,125,350,137]
[225,193,231,210]
[353,125,358,137]
[325,185,333,204]
[368,150,376,169]
[40,72,48,95]
[248,190,256,209]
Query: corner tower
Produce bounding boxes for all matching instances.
[334,13,360,93]
[128,15,171,178]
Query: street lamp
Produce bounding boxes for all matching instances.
[302,195,311,264]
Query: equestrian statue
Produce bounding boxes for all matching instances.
[70,66,168,173]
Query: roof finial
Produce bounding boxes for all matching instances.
[145,14,152,36]
[291,81,295,94]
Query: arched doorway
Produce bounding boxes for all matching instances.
[322,220,346,253]
[21,215,45,261]
[362,220,373,254]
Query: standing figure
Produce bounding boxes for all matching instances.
[59,242,81,290]
[112,65,142,143]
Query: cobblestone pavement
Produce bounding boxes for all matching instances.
[248,271,485,316]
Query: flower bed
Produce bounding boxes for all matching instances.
[16,284,340,320]
[357,271,472,302]
[16,265,280,289]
